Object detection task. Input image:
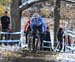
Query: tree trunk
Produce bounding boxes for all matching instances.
[10,0,22,39]
[54,0,61,46]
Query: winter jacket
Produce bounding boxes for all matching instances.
[57,28,64,43]
[24,20,31,32]
[30,16,46,32]
[44,31,51,41]
[1,16,10,29]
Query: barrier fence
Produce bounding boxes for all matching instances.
[1,31,74,52]
[65,30,75,53]
[0,32,23,34]
[0,32,23,43]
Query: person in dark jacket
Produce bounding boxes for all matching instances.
[57,27,64,52]
[1,11,10,45]
[24,20,31,44]
[43,27,51,50]
[44,27,51,41]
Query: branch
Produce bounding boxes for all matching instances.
[62,0,75,3]
[19,0,47,12]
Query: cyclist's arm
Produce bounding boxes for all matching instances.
[42,18,47,32]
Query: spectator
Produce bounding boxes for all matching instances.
[44,27,51,41]
[24,19,31,44]
[43,27,51,50]
[30,13,47,50]
[57,27,64,52]
[0,11,10,45]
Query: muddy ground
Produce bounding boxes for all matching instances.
[0,49,58,62]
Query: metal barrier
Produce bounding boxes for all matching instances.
[65,30,75,53]
[0,40,20,42]
[0,32,24,43]
[42,40,52,49]
[0,32,23,34]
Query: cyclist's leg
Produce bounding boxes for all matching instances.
[28,33,32,50]
[38,25,43,50]
[39,33,43,50]
[32,33,36,51]
[32,25,37,51]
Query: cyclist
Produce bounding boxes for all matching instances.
[30,13,47,51]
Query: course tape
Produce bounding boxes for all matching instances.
[0,32,23,42]
[0,32,24,34]
[66,45,75,50]
[0,40,20,42]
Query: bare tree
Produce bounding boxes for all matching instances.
[54,0,61,46]
[11,0,22,39]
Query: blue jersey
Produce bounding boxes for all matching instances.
[30,16,47,32]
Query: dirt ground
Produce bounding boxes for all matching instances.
[0,49,58,62]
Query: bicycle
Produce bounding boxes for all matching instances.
[27,31,33,51]
[32,31,41,57]
[27,31,41,56]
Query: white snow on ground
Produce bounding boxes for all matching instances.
[57,53,75,62]
[0,45,20,51]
